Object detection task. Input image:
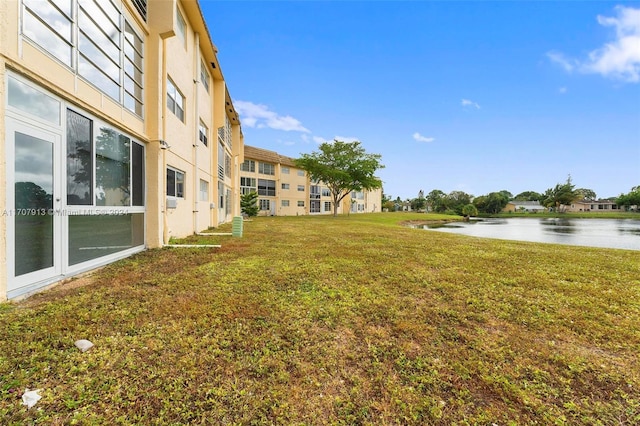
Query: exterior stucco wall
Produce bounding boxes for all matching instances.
[1,0,243,299]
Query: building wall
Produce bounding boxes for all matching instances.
[241,146,381,217]
[0,0,243,300]
[279,166,309,216]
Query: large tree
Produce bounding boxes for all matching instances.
[425,189,447,213]
[542,175,581,212]
[446,190,473,215]
[295,140,384,216]
[473,191,510,214]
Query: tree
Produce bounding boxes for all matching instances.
[410,190,426,212]
[576,188,597,201]
[473,191,510,214]
[542,175,581,212]
[240,191,259,217]
[446,190,473,215]
[15,182,53,209]
[513,191,543,201]
[410,197,426,211]
[616,186,640,211]
[461,204,478,221]
[425,189,447,213]
[381,192,395,211]
[295,140,384,216]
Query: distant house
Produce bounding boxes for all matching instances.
[566,200,620,212]
[503,201,546,213]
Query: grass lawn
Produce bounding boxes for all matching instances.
[1,212,639,424]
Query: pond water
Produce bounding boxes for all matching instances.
[415,218,640,251]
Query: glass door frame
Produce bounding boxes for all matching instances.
[5,117,63,297]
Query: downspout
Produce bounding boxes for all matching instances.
[162,37,170,245]
[193,32,200,234]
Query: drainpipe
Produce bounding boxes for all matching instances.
[162,37,169,245]
[193,33,200,234]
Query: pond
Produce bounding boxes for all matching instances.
[415,218,640,251]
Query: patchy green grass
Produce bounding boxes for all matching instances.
[1,212,639,424]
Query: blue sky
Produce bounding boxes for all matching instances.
[201,1,640,200]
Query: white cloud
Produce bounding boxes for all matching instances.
[413,132,435,143]
[461,99,481,109]
[558,86,568,94]
[234,101,310,132]
[547,51,576,72]
[549,6,640,83]
[312,136,327,144]
[333,135,360,143]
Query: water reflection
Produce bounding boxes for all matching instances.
[540,218,576,234]
[416,217,640,251]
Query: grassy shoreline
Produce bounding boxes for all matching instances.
[1,213,639,424]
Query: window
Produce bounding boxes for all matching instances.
[281,167,290,174]
[176,8,186,46]
[281,183,290,190]
[310,185,320,199]
[297,201,305,207]
[22,0,73,66]
[226,189,231,215]
[132,143,144,206]
[124,22,144,116]
[259,162,275,175]
[132,0,147,22]
[21,0,145,116]
[167,78,184,121]
[218,115,232,149]
[199,121,208,146]
[240,177,256,194]
[260,199,270,211]
[8,76,146,269]
[225,154,231,178]
[67,109,93,205]
[258,179,276,196]
[310,200,320,213]
[218,143,225,179]
[200,179,209,201]
[200,60,210,92]
[297,170,305,176]
[218,181,224,209]
[297,185,305,192]
[322,188,330,197]
[8,75,61,124]
[282,200,290,207]
[96,129,130,206]
[167,167,185,198]
[240,160,255,172]
[324,202,332,212]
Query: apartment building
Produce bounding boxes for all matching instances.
[1,0,243,300]
[241,145,382,216]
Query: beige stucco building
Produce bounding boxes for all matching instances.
[1,0,243,300]
[241,145,382,216]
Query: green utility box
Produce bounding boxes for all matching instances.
[232,216,243,237]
